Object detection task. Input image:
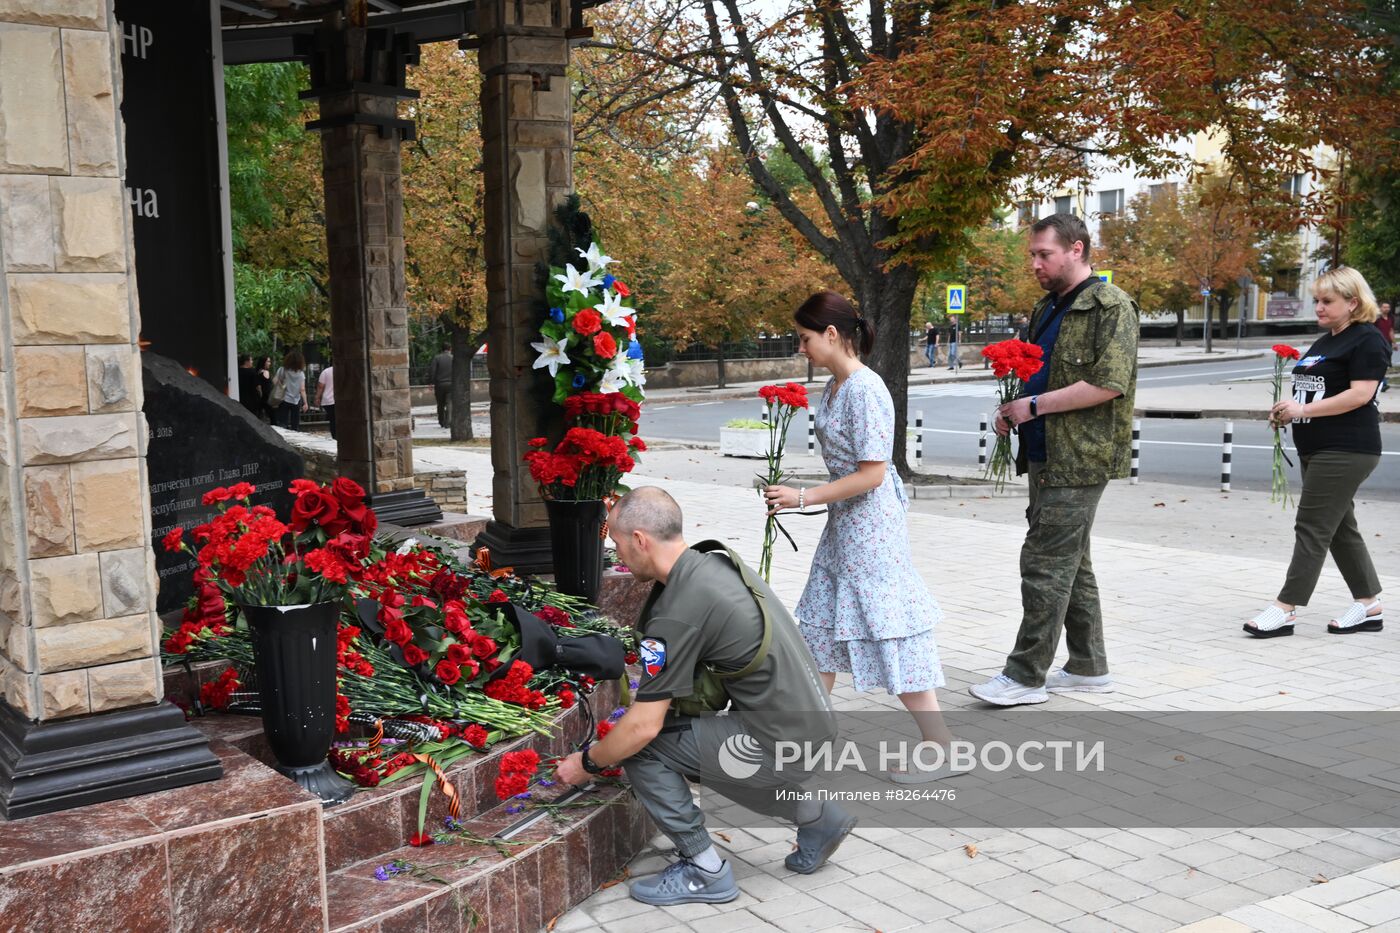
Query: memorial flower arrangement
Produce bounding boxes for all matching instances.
[980,339,1045,491]
[1269,343,1301,508]
[755,382,809,581]
[533,240,646,406]
[163,528,636,788]
[162,477,377,606]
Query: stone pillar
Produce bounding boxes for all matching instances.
[0,0,218,818]
[305,19,440,525]
[472,0,573,570]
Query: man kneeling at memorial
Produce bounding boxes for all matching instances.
[556,487,854,906]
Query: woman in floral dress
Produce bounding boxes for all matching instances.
[764,292,951,782]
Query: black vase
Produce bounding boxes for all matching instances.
[545,498,607,601]
[242,601,355,806]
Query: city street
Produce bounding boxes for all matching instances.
[640,357,1400,499]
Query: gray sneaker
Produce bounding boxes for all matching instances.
[785,801,858,874]
[969,673,1049,706]
[1045,667,1114,694]
[629,857,740,906]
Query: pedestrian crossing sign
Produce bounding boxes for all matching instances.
[946,284,966,314]
[1096,270,1114,285]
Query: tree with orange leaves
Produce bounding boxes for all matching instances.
[402,44,488,440]
[578,0,1400,475]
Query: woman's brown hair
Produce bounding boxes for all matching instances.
[794,291,874,356]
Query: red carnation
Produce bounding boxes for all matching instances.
[162,528,184,552]
[1272,343,1301,361]
[487,589,508,604]
[408,832,434,847]
[573,308,603,335]
[201,487,233,506]
[464,724,488,748]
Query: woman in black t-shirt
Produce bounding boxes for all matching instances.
[1247,268,1390,639]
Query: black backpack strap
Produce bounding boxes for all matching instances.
[691,540,773,679]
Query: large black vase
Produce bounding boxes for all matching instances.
[242,602,355,806]
[545,498,607,601]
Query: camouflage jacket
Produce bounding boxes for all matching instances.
[1016,279,1139,487]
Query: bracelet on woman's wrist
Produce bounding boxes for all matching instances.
[798,488,805,510]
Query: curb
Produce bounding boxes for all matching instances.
[1136,408,1400,423]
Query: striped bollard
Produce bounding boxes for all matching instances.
[915,411,924,466]
[760,404,768,424]
[1221,421,1233,492]
[978,413,989,468]
[807,409,816,456]
[1130,418,1141,485]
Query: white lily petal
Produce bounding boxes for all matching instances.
[553,263,599,295]
[576,242,616,272]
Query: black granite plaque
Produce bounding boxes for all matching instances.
[144,353,304,613]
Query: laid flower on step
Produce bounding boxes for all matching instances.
[408,832,435,847]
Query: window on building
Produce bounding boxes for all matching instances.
[1149,182,1179,203]
[1280,174,1304,199]
[1016,200,1035,228]
[1272,267,1302,297]
[1098,189,1125,217]
[1053,195,1074,216]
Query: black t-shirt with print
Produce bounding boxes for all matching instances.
[1290,323,1390,457]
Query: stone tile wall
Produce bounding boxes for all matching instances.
[0,0,161,721]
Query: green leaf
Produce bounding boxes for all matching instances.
[417,767,436,836]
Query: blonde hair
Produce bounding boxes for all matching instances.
[1311,267,1380,323]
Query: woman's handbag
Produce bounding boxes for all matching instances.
[268,367,286,407]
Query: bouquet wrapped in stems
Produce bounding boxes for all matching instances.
[755,382,809,581]
[1269,343,1301,508]
[979,339,1045,491]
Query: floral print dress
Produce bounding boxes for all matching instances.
[795,367,945,694]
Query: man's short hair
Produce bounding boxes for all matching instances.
[1031,213,1092,261]
[610,487,683,541]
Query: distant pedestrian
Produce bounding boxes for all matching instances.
[428,343,453,428]
[1247,267,1388,638]
[944,317,961,370]
[236,354,264,417]
[316,361,336,440]
[1015,314,1030,342]
[271,350,308,430]
[764,291,955,781]
[924,321,938,367]
[258,356,275,420]
[971,213,1139,706]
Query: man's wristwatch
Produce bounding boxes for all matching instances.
[1029,395,1040,419]
[580,744,606,774]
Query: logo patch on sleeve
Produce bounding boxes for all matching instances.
[639,637,667,677]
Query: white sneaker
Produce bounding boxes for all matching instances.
[968,674,1048,706]
[1045,668,1113,694]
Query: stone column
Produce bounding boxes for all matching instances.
[0,0,218,818]
[472,0,573,570]
[305,19,440,525]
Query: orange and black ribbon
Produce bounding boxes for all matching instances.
[413,752,461,819]
[473,547,514,580]
[367,718,384,758]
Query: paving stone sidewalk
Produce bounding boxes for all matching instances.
[432,450,1400,932]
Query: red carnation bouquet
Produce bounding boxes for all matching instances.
[524,391,646,501]
[1269,344,1301,508]
[756,382,809,581]
[980,339,1045,491]
[163,477,377,606]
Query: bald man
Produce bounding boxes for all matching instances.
[555,487,852,906]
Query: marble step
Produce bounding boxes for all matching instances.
[326,778,649,933]
[184,678,621,875]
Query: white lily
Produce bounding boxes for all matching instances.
[554,263,599,295]
[576,242,616,272]
[597,289,631,328]
[598,367,629,394]
[627,357,647,392]
[531,335,571,377]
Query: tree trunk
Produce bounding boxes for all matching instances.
[1175,309,1184,347]
[1203,297,1213,354]
[448,321,483,442]
[856,267,921,479]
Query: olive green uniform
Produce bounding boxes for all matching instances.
[627,545,836,858]
[1006,280,1138,687]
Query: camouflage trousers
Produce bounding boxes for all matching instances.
[1002,461,1109,688]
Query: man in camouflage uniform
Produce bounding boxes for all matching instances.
[970,213,1139,706]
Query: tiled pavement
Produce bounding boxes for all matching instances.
[432,449,1400,932]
